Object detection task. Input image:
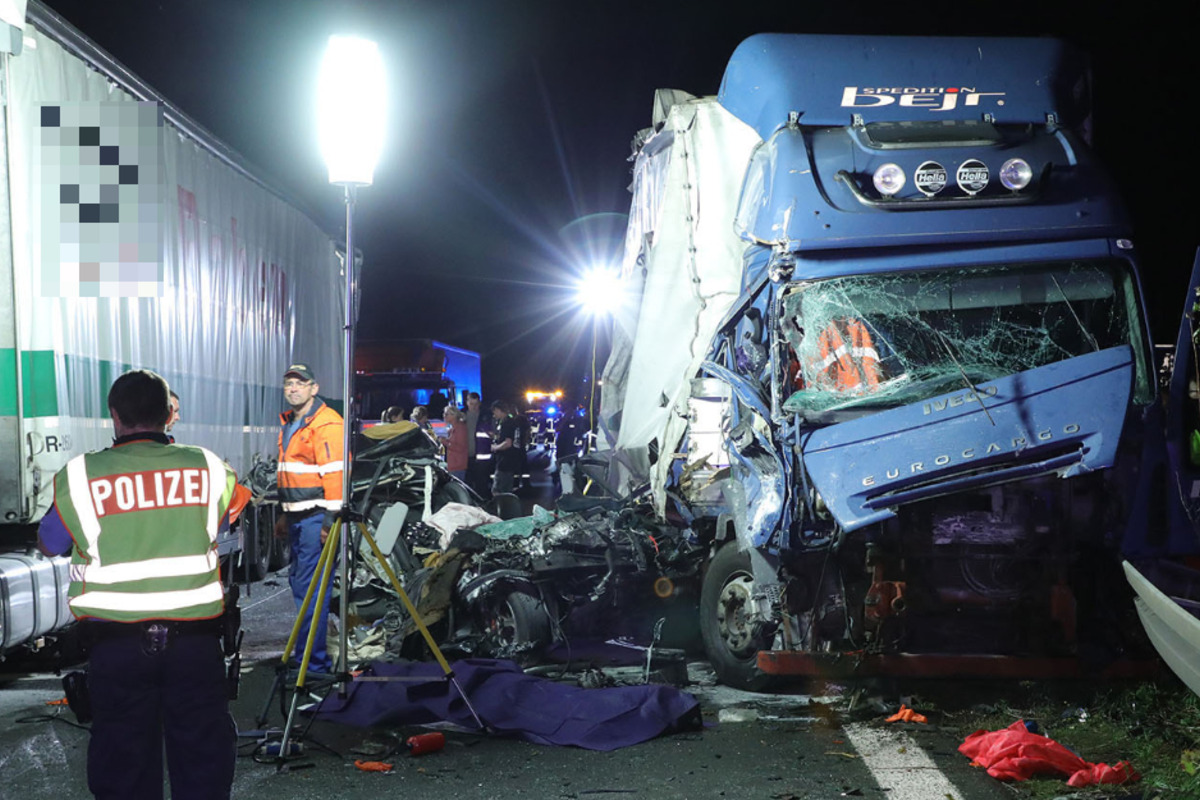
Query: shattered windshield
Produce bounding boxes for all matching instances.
[780,259,1150,416]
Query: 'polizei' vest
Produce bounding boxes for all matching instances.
[52,440,236,622]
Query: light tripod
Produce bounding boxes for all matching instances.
[261,38,488,766]
[267,510,484,764]
[266,180,484,765]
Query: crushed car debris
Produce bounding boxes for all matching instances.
[304,421,706,675]
[347,495,705,669]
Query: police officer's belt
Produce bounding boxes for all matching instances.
[86,618,222,641]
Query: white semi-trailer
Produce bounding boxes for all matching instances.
[0,2,344,653]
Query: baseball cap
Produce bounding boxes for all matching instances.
[284,363,316,382]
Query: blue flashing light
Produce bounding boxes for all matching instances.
[546,406,557,416]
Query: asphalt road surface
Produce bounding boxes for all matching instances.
[0,463,1017,800]
[0,566,1018,800]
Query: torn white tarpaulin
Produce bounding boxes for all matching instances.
[599,93,760,514]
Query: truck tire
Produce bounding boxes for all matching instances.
[268,527,291,572]
[700,541,775,691]
[240,509,272,582]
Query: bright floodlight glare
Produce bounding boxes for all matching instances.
[317,35,386,186]
[578,268,624,316]
[999,158,1033,191]
[873,163,906,196]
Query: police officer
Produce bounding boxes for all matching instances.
[37,369,242,800]
[273,362,344,673]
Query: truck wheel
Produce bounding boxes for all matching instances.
[268,527,291,571]
[241,510,272,582]
[484,590,551,661]
[700,541,774,691]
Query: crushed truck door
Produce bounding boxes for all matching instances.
[699,362,792,549]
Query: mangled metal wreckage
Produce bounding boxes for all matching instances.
[586,34,1198,689]
[333,424,704,666]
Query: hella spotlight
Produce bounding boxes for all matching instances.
[873,163,906,196]
[999,158,1033,191]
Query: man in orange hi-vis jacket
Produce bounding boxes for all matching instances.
[810,317,882,393]
[274,362,343,673]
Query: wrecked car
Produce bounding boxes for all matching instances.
[275,420,702,666]
[344,497,705,666]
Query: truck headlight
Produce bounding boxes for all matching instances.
[999,158,1033,191]
[873,163,906,196]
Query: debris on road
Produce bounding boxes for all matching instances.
[885,704,928,724]
[405,732,446,755]
[717,707,760,723]
[958,719,1140,787]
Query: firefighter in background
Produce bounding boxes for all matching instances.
[37,369,247,800]
[807,316,882,392]
[273,362,344,674]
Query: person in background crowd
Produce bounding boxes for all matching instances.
[444,407,469,481]
[554,404,588,496]
[411,405,441,447]
[490,400,520,495]
[381,405,406,424]
[514,406,531,490]
[273,362,343,675]
[465,392,492,495]
[411,405,433,433]
[38,369,246,800]
[428,391,449,421]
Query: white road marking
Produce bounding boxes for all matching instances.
[241,584,290,610]
[843,722,965,800]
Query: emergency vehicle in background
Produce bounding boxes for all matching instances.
[0,2,344,654]
[597,33,1200,688]
[523,389,563,447]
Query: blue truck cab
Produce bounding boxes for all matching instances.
[601,34,1191,689]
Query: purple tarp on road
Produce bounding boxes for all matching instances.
[313,658,702,751]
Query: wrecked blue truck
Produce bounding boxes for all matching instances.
[596,34,1200,689]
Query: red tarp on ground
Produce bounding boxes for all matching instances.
[958,720,1139,788]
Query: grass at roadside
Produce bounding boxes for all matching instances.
[914,677,1200,799]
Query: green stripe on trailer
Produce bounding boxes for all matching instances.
[0,349,59,417]
[1,348,345,421]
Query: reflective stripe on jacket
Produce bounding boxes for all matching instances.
[52,441,235,622]
[811,317,881,392]
[277,397,345,521]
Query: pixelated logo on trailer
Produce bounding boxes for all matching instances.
[39,102,163,298]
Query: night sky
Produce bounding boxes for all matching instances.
[38,0,1196,405]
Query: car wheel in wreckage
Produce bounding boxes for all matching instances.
[481,589,552,664]
[700,541,775,691]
